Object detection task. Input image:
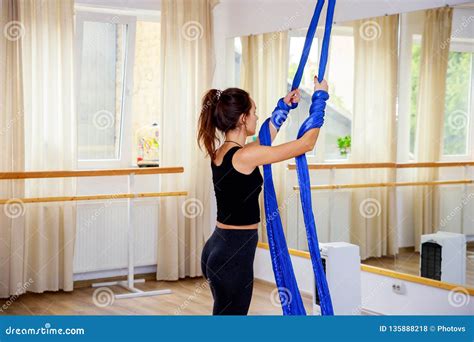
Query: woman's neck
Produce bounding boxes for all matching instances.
[224,131,247,147]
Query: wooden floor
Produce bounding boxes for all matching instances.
[362,244,474,287]
[0,277,313,316]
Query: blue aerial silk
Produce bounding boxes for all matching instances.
[258,0,336,316]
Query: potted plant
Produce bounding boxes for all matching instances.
[337,135,351,157]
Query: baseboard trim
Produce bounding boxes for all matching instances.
[73,265,157,288]
[360,308,383,315]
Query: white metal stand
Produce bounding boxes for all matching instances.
[92,172,172,299]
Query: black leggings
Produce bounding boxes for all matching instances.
[201,227,259,315]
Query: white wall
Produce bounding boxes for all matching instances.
[217,0,472,38]
[254,248,474,315]
[76,0,160,11]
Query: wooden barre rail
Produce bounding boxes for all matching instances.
[0,191,188,205]
[257,242,474,294]
[288,161,474,170]
[0,166,184,180]
[293,179,473,191]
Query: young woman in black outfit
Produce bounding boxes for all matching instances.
[197,76,329,315]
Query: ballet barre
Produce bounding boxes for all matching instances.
[0,166,187,300]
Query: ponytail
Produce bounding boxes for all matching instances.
[198,89,221,160]
[197,88,252,160]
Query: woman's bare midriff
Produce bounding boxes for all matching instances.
[216,221,258,230]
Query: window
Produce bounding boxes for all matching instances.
[234,37,242,87]
[443,51,472,155]
[286,29,320,157]
[76,13,135,162]
[131,21,161,165]
[287,27,354,161]
[410,35,473,157]
[75,10,160,167]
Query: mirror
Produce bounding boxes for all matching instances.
[240,7,474,290]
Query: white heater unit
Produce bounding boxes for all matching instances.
[420,231,466,284]
[312,242,361,315]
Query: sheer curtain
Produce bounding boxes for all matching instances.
[350,16,399,260]
[0,0,76,297]
[240,32,290,243]
[157,0,218,280]
[21,0,76,293]
[413,8,453,251]
[0,0,26,298]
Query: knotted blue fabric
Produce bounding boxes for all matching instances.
[270,98,298,130]
[258,0,336,316]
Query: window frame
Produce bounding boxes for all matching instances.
[440,40,474,162]
[406,33,474,162]
[75,10,137,169]
[287,25,354,163]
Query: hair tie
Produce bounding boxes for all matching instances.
[215,90,222,102]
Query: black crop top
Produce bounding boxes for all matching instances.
[211,146,263,225]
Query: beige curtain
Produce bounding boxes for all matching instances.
[240,32,290,243]
[157,0,218,280]
[350,16,399,260]
[21,0,76,293]
[413,8,453,252]
[0,0,26,298]
[0,0,76,297]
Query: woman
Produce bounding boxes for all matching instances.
[197,76,329,315]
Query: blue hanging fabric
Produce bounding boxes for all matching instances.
[258,0,336,316]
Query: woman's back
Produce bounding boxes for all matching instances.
[211,146,263,226]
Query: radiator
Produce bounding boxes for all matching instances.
[73,199,159,274]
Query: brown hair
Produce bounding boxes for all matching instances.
[197,88,252,160]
